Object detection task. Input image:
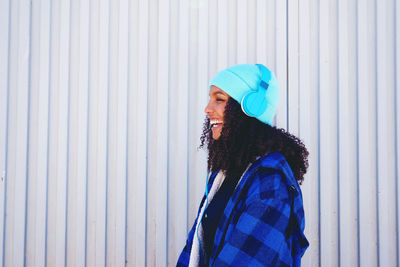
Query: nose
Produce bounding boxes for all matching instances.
[204,100,213,115]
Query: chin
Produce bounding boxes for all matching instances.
[211,127,222,140]
[212,134,221,140]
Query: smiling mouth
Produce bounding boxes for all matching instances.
[210,120,223,128]
[212,123,222,128]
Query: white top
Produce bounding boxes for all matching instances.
[188,164,251,267]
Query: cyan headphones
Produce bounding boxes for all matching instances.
[240,64,271,118]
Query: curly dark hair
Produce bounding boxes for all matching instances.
[200,97,309,184]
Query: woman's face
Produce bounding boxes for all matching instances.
[204,86,229,140]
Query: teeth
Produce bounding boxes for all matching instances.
[210,120,222,128]
[210,120,222,125]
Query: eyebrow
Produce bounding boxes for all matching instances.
[210,91,227,97]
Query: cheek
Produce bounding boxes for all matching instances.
[219,103,227,117]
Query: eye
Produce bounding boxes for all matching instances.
[216,98,225,102]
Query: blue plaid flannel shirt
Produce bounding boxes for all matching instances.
[177,152,309,266]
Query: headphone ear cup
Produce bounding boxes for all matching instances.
[241,90,268,117]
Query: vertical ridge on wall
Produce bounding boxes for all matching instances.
[376,0,397,265]
[255,0,267,65]
[4,0,32,266]
[317,0,322,264]
[168,0,178,262]
[155,0,169,265]
[187,0,208,224]
[104,0,111,262]
[86,0,108,265]
[355,2,361,265]
[319,1,339,266]
[227,0,236,66]
[44,0,53,264]
[118,0,129,264]
[64,0,73,264]
[236,0,247,63]
[217,0,228,70]
[0,0,10,265]
[106,0,129,264]
[66,0,90,265]
[335,2,341,263]
[357,0,378,266]
[396,0,400,265]
[146,0,159,265]
[125,0,139,265]
[80,0,90,265]
[337,0,358,266]
[84,0,91,262]
[187,0,199,231]
[255,0,276,71]
[374,0,381,263]
[86,0,97,264]
[208,0,217,76]
[297,0,320,265]
[275,0,287,128]
[25,0,51,265]
[24,1,33,266]
[134,0,149,265]
[46,0,72,265]
[287,0,299,135]
[167,0,190,264]
[247,0,256,63]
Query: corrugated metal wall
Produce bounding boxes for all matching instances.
[0,0,398,266]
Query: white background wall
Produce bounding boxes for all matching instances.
[0,0,399,266]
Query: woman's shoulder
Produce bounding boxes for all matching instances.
[245,167,290,203]
[243,152,297,203]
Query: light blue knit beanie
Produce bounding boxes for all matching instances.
[209,64,279,125]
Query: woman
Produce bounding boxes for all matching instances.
[177,64,309,267]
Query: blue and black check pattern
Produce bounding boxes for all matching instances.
[177,152,309,267]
